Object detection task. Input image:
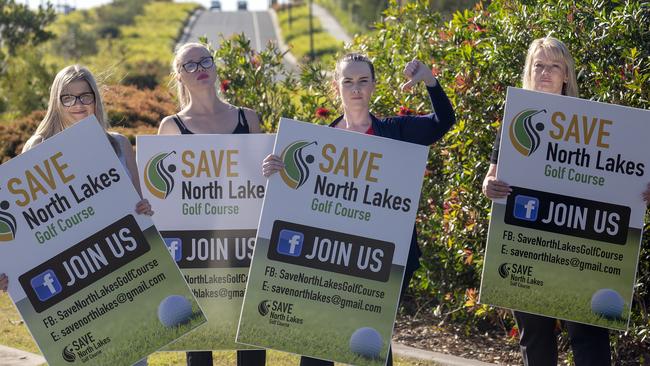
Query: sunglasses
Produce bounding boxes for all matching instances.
[60,92,95,107]
[182,56,215,73]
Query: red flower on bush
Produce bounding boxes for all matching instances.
[431,65,441,77]
[438,30,450,41]
[464,288,478,307]
[250,55,261,69]
[509,327,519,339]
[398,106,415,116]
[315,107,330,119]
[455,74,468,92]
[220,79,231,92]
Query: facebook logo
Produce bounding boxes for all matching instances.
[164,238,183,262]
[30,270,62,302]
[513,195,540,221]
[277,229,304,257]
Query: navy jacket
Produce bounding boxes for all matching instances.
[329,82,456,278]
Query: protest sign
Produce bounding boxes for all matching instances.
[237,119,429,365]
[137,134,273,350]
[480,87,650,330]
[0,118,205,365]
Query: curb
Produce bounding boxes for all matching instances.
[311,2,352,44]
[0,345,45,366]
[267,8,299,69]
[176,7,203,47]
[393,343,498,366]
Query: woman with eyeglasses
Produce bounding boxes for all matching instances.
[158,42,265,366]
[481,36,616,366]
[21,65,152,217]
[0,64,152,365]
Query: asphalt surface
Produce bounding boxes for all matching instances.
[183,9,278,52]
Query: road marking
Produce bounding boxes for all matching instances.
[252,11,262,50]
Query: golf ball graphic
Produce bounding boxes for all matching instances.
[158,295,193,327]
[591,289,624,319]
[349,327,383,359]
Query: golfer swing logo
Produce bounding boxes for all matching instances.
[509,109,547,157]
[0,198,17,242]
[258,300,270,316]
[498,263,510,278]
[280,141,317,189]
[62,345,76,362]
[144,151,177,199]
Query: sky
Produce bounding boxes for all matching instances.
[24,0,273,11]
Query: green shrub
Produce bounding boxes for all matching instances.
[276,4,343,64]
[103,84,177,129]
[0,0,55,118]
[0,84,175,160]
[43,1,197,88]
[209,34,299,132]
[212,0,650,361]
[349,0,649,361]
[0,47,55,117]
[313,0,366,36]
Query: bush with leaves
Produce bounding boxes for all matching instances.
[202,32,339,129]
[346,0,648,361]
[0,0,648,361]
[0,84,174,160]
[42,0,197,89]
[0,0,55,116]
[103,84,177,129]
[210,0,649,361]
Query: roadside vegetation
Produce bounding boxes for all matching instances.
[0,0,198,121]
[0,0,648,364]
[274,3,343,65]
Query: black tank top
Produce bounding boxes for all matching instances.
[172,108,250,135]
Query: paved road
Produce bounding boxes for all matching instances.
[182,9,278,53]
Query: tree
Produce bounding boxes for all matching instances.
[0,0,56,115]
[0,0,55,67]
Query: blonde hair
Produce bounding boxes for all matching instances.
[522,36,578,97]
[334,53,376,81]
[170,42,212,109]
[35,65,109,139]
[30,65,117,154]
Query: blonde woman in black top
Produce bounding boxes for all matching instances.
[159,42,265,366]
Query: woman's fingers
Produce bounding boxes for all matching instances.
[403,59,432,89]
[400,80,415,92]
[403,59,419,79]
[262,162,284,177]
[483,179,511,199]
[262,154,284,177]
[642,182,650,204]
[135,199,154,216]
[0,273,8,292]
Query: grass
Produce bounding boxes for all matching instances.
[314,0,367,37]
[162,268,254,351]
[238,238,404,365]
[43,1,198,85]
[4,228,206,366]
[1,294,437,365]
[276,4,343,65]
[480,203,638,330]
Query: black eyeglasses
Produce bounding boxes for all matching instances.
[60,92,95,107]
[182,56,214,73]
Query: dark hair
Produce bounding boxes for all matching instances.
[335,53,375,81]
